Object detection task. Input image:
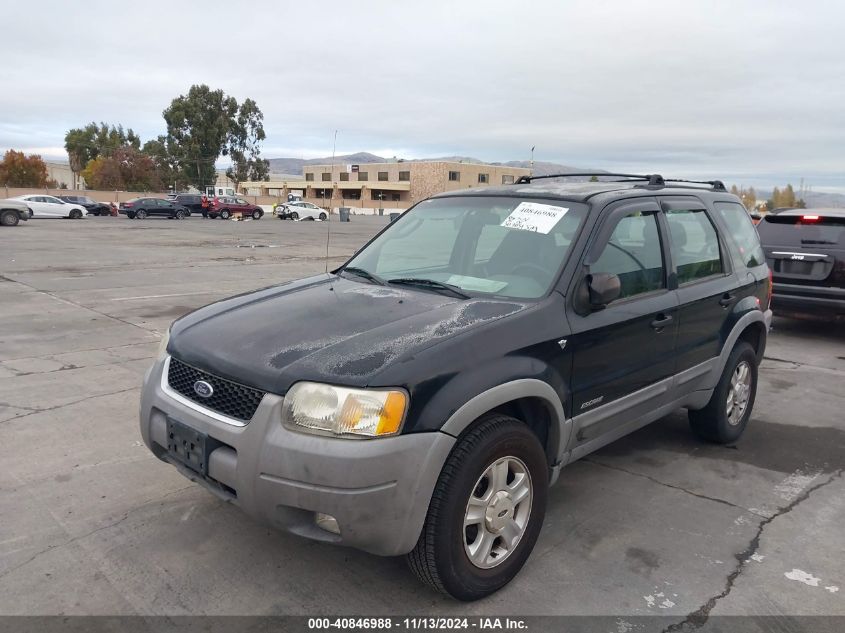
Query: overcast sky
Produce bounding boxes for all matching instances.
[2,0,843,192]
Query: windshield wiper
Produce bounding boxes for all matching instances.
[387,278,470,299]
[340,266,386,285]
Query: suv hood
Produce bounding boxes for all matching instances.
[168,274,527,394]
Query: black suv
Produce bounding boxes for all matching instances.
[756,208,845,319]
[140,174,771,600]
[168,193,205,217]
[59,195,111,216]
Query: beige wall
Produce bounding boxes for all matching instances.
[302,161,529,204]
[2,186,164,203]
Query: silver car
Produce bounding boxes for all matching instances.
[0,198,32,226]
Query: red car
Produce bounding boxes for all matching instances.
[208,196,264,220]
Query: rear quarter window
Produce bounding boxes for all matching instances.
[714,202,765,268]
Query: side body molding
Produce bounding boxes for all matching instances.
[439,379,570,482]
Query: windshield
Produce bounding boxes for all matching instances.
[344,196,587,299]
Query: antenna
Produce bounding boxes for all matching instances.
[325,129,337,273]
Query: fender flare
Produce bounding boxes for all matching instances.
[439,378,570,470]
[704,308,770,390]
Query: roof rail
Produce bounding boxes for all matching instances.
[662,178,727,192]
[513,173,727,191]
[514,172,665,186]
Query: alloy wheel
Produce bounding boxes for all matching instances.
[726,360,752,426]
[463,456,532,569]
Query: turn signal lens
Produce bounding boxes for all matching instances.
[282,382,408,438]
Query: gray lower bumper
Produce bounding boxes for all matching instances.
[139,357,455,556]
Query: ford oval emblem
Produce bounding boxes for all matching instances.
[193,380,214,398]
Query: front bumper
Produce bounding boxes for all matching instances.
[139,356,454,556]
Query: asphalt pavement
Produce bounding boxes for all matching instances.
[0,215,842,624]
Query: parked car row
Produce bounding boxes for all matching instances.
[9,194,88,219]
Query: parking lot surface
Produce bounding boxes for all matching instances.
[1,216,843,621]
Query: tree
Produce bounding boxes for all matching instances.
[142,135,187,191]
[81,147,162,192]
[741,187,756,211]
[65,122,141,188]
[163,85,268,190]
[0,150,48,187]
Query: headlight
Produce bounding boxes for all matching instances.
[157,328,171,358]
[282,382,408,438]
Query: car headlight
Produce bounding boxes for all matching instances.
[157,328,171,358]
[281,382,408,438]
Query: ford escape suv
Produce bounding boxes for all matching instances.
[140,174,772,600]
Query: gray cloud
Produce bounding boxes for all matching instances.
[1,0,843,191]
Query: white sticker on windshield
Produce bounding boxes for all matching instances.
[501,202,569,234]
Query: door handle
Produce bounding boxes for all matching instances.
[650,314,673,330]
[719,293,735,307]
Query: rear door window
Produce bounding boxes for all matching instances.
[714,202,765,267]
[665,209,723,284]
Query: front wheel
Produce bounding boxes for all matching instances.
[252,209,262,220]
[1,210,20,226]
[290,211,299,220]
[174,209,185,220]
[319,212,327,220]
[689,341,758,443]
[69,209,82,219]
[407,414,548,601]
[220,209,231,220]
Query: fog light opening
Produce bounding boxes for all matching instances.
[315,512,341,535]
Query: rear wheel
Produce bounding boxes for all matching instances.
[220,209,231,220]
[689,341,758,443]
[136,209,147,219]
[252,209,262,220]
[69,209,82,219]
[1,210,20,226]
[407,414,548,601]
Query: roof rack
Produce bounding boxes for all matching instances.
[662,178,726,192]
[514,173,665,185]
[513,172,727,191]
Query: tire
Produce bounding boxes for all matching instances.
[407,414,548,601]
[136,209,147,219]
[220,209,231,220]
[174,209,185,220]
[252,209,262,220]
[69,209,82,219]
[290,211,299,220]
[689,341,758,443]
[1,210,19,226]
[127,212,136,219]
[319,212,327,220]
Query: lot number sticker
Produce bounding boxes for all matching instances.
[501,202,569,234]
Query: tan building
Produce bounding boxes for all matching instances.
[238,160,530,211]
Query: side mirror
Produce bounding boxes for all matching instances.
[587,272,621,309]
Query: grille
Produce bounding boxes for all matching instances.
[167,357,265,422]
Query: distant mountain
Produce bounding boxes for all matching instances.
[266,153,600,179]
[267,152,385,175]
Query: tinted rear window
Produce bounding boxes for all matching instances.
[757,215,845,247]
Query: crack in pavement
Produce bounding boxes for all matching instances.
[0,484,196,582]
[661,468,844,632]
[1,341,158,364]
[584,458,768,518]
[0,387,139,424]
[0,275,162,338]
